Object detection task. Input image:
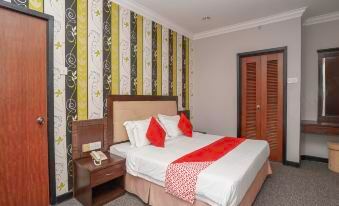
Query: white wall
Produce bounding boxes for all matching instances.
[300,134,338,158]
[192,18,302,163]
[300,20,339,158]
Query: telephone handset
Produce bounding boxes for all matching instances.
[90,151,107,166]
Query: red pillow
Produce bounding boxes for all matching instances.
[146,117,166,147]
[178,113,193,137]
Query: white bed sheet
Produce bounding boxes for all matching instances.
[109,142,133,158]
[114,133,270,206]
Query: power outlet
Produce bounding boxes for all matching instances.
[82,141,102,152]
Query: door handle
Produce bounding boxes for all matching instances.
[36,116,45,125]
[256,105,260,110]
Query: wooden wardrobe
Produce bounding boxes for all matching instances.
[240,52,284,162]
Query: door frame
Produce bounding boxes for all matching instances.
[237,47,287,164]
[0,1,57,204]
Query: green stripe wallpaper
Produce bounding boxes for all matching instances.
[156,23,162,95]
[77,0,88,120]
[7,0,193,196]
[111,3,119,95]
[29,0,43,12]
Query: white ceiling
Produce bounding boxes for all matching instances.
[132,0,339,34]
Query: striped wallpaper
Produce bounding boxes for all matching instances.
[6,0,193,196]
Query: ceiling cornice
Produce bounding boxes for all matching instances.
[193,7,307,40]
[303,11,339,26]
[110,0,194,38]
[107,2,338,40]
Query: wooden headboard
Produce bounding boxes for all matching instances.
[106,95,178,146]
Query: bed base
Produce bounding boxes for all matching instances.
[125,160,272,206]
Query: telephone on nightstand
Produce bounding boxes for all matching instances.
[90,151,107,166]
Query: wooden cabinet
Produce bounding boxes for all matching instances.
[74,153,126,206]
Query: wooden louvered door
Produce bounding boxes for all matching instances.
[241,53,283,161]
[260,53,283,161]
[241,56,262,139]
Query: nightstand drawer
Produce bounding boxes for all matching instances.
[91,164,125,187]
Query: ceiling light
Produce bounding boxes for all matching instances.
[202,16,211,21]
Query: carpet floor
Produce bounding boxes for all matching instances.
[59,160,339,206]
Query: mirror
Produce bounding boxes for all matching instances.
[318,48,339,123]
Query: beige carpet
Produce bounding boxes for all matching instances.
[58,160,339,206]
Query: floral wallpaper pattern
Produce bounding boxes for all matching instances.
[7,0,192,196]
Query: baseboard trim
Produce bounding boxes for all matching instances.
[54,191,73,205]
[301,155,328,163]
[284,160,300,168]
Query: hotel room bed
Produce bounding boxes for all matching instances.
[106,95,272,206]
[110,133,270,206]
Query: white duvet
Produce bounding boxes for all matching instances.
[111,132,269,206]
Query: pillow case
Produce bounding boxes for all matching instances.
[178,113,193,137]
[123,117,151,147]
[133,117,152,147]
[157,114,183,138]
[146,117,166,147]
[123,121,137,147]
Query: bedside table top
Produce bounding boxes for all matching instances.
[75,152,125,172]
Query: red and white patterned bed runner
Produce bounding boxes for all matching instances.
[165,137,245,204]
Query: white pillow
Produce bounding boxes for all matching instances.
[156,118,170,140]
[123,121,137,147]
[157,114,182,138]
[133,118,151,147]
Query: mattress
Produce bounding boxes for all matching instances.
[111,132,270,206]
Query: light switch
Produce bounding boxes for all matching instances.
[288,77,298,84]
[60,67,68,75]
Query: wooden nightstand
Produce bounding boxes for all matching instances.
[74,152,126,206]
